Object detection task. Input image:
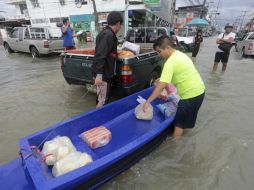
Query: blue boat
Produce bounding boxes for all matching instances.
[0,87,176,190]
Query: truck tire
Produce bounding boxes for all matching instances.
[241,47,248,58]
[4,43,13,54]
[146,71,159,87]
[30,47,40,59]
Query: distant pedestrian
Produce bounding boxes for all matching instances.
[170,31,179,48]
[212,23,236,73]
[61,18,76,51]
[192,28,203,61]
[92,11,123,108]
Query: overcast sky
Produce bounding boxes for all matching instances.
[0,0,253,27]
[0,0,16,17]
[177,0,254,27]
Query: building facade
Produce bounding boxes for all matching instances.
[7,0,29,20]
[174,5,208,29]
[8,0,175,37]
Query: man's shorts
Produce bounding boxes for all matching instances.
[214,52,230,63]
[96,81,112,106]
[174,93,205,129]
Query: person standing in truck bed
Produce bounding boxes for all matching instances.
[61,18,76,51]
[92,11,123,108]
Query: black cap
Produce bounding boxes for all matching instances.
[225,23,233,29]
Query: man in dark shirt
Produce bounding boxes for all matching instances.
[192,29,203,60]
[92,12,123,108]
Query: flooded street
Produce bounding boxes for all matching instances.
[1,37,254,190]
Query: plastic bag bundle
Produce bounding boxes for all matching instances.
[42,136,76,166]
[80,126,112,149]
[156,101,177,118]
[134,96,153,120]
[52,152,93,177]
[122,41,140,55]
[118,50,135,58]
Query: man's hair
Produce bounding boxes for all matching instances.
[107,11,123,26]
[153,35,175,50]
[63,18,69,24]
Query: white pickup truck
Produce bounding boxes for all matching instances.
[3,26,63,58]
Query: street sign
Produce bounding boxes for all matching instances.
[150,7,161,12]
[144,0,161,5]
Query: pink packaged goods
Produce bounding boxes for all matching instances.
[165,84,177,94]
[80,126,112,149]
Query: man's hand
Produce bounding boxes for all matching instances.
[94,77,103,86]
[142,101,150,112]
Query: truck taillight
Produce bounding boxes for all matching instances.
[248,43,253,50]
[44,40,49,48]
[121,65,134,84]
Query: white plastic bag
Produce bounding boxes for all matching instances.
[122,41,140,55]
[134,96,153,120]
[42,136,76,166]
[52,152,93,177]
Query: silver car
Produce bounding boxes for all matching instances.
[236,32,254,58]
[3,26,63,58]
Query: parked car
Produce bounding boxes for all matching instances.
[3,26,63,58]
[234,32,247,52]
[236,32,254,58]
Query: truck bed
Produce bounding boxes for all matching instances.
[61,49,163,96]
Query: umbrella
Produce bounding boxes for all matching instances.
[187,18,209,26]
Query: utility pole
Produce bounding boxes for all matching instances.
[171,0,176,24]
[214,0,220,21]
[200,0,207,18]
[240,10,248,31]
[91,0,99,32]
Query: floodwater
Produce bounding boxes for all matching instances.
[1,37,254,190]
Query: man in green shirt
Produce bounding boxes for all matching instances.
[143,36,205,138]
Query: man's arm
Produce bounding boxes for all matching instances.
[216,33,223,44]
[221,37,235,44]
[62,25,68,33]
[93,33,114,76]
[143,82,168,111]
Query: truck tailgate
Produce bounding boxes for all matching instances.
[62,54,94,84]
[49,39,63,51]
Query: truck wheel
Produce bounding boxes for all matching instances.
[4,43,13,54]
[147,71,159,87]
[30,47,40,59]
[241,47,248,58]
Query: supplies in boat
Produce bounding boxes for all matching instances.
[52,151,93,177]
[42,136,76,166]
[156,84,179,118]
[135,96,153,120]
[80,126,112,149]
[156,101,177,118]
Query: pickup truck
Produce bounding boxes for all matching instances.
[61,49,162,96]
[236,32,254,58]
[3,26,63,58]
[60,27,194,96]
